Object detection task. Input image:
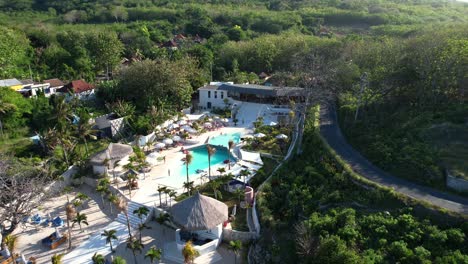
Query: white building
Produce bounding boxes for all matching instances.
[198,82,234,110]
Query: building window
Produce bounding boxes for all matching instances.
[221,92,224,99]
[208,91,211,98]
[214,91,218,99]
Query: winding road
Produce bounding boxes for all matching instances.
[319,103,468,215]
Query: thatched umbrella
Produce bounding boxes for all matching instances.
[171,192,228,231]
[90,143,133,165]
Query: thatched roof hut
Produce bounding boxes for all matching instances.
[89,143,133,165]
[171,192,228,231]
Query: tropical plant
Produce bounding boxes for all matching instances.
[184,153,193,193]
[217,167,226,176]
[111,256,127,264]
[125,171,138,198]
[73,192,90,210]
[101,229,118,252]
[0,99,16,137]
[206,145,216,180]
[51,253,64,264]
[65,202,76,249]
[169,190,177,206]
[72,212,89,231]
[96,183,109,207]
[228,140,235,169]
[92,252,105,264]
[155,213,170,225]
[145,246,162,264]
[126,237,144,264]
[163,187,171,206]
[229,240,242,264]
[207,179,222,200]
[3,235,18,255]
[157,186,166,207]
[108,193,118,214]
[239,169,251,185]
[183,181,194,196]
[182,240,200,264]
[133,207,150,225]
[114,197,132,239]
[75,109,98,157]
[233,188,244,204]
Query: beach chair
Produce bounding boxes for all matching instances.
[41,232,68,250]
[31,214,42,225]
[52,217,64,227]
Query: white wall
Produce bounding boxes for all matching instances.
[199,89,232,110]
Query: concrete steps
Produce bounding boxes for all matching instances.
[115,200,152,229]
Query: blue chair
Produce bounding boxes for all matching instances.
[52,217,64,227]
[31,214,42,225]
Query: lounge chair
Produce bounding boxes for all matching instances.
[52,217,64,227]
[41,232,68,250]
[31,214,42,225]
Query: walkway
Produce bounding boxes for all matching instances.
[319,103,468,215]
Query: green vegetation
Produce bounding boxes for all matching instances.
[255,107,468,263]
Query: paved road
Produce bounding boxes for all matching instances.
[319,103,468,215]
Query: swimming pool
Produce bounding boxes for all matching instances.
[180,145,235,176]
[208,132,241,148]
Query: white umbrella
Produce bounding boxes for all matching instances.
[243,135,254,139]
[204,122,212,128]
[155,143,166,149]
[254,133,266,138]
[173,135,182,142]
[155,125,162,131]
[179,116,188,120]
[187,128,197,134]
[167,123,179,130]
[163,138,174,145]
[208,118,213,122]
[177,120,187,125]
[276,134,288,139]
[221,118,229,122]
[147,152,160,159]
[213,116,220,120]
[269,121,278,126]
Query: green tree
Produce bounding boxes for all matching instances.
[0,26,31,78]
[227,140,235,169]
[111,256,127,264]
[87,32,124,78]
[206,145,216,181]
[72,212,89,231]
[145,246,162,264]
[92,252,105,264]
[126,237,143,264]
[184,153,193,194]
[51,253,64,264]
[182,240,200,264]
[101,229,118,253]
[133,207,149,225]
[229,240,242,264]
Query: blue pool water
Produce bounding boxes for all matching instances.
[180,145,235,176]
[208,132,241,148]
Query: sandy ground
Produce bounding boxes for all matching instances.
[106,220,240,264]
[13,185,116,264]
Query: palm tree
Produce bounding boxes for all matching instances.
[169,190,177,207]
[108,193,118,214]
[239,169,251,186]
[155,213,170,225]
[96,184,109,207]
[0,99,16,138]
[183,181,194,196]
[72,212,89,231]
[114,197,132,240]
[228,140,235,170]
[183,152,193,190]
[217,167,226,176]
[92,252,105,264]
[125,171,138,198]
[163,188,171,206]
[75,109,97,157]
[233,188,244,204]
[206,145,216,181]
[157,186,165,207]
[73,192,90,211]
[229,240,242,264]
[208,179,222,200]
[133,207,149,225]
[51,253,64,264]
[126,237,143,264]
[137,222,151,244]
[65,202,76,249]
[101,229,118,253]
[145,246,162,264]
[182,240,199,264]
[112,256,127,264]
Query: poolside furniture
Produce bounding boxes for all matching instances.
[41,232,68,249]
[52,217,64,227]
[31,214,42,225]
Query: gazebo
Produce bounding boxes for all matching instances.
[89,143,133,175]
[170,192,228,256]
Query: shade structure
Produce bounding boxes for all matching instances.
[177,120,187,125]
[163,138,174,145]
[204,122,212,128]
[276,134,288,139]
[155,142,166,149]
[269,121,278,126]
[171,192,228,231]
[254,133,266,138]
[173,135,182,142]
[90,143,133,165]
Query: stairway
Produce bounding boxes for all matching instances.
[116,200,152,229]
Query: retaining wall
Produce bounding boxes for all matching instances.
[222,228,257,243]
[447,174,468,192]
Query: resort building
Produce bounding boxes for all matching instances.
[0,78,23,90]
[57,79,95,100]
[89,143,133,175]
[198,82,304,110]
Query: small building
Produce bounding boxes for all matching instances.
[198,82,304,110]
[165,192,228,263]
[93,113,125,139]
[89,143,133,175]
[58,80,95,100]
[0,78,23,90]
[17,79,52,98]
